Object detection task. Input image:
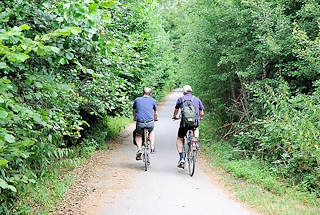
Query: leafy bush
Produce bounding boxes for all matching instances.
[235,82,320,193]
[0,0,173,211]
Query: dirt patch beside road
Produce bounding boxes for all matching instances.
[54,123,135,215]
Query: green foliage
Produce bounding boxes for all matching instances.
[16,173,74,214]
[293,21,320,71]
[161,0,320,196]
[236,82,320,193]
[0,0,173,211]
[200,115,319,207]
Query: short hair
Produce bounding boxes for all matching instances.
[143,87,152,96]
[182,85,192,93]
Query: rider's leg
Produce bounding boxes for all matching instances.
[193,127,199,138]
[176,136,185,168]
[192,127,200,149]
[176,136,184,153]
[176,127,187,167]
[135,134,142,151]
[149,129,155,150]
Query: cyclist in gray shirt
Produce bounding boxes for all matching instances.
[133,87,158,160]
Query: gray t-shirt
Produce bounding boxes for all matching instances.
[133,96,157,121]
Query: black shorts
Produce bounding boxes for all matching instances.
[178,126,197,138]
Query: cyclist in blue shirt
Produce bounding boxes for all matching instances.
[133,87,158,160]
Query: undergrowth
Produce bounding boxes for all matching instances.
[8,115,131,215]
[200,113,320,214]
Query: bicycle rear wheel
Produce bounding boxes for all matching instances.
[144,149,149,171]
[187,145,195,176]
[143,129,149,171]
[190,149,197,176]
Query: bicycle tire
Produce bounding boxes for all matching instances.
[144,149,148,171]
[190,149,197,176]
[143,128,149,171]
[187,143,194,176]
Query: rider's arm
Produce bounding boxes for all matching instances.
[133,109,136,121]
[173,108,179,119]
[199,109,204,120]
[154,110,158,121]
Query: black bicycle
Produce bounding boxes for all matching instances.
[142,128,150,171]
[183,129,198,176]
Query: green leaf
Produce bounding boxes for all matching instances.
[34,82,43,88]
[19,24,31,30]
[0,33,9,40]
[25,78,32,85]
[4,133,15,143]
[7,53,29,62]
[33,113,42,123]
[8,185,16,192]
[51,46,60,54]
[0,62,7,69]
[0,109,8,118]
[101,1,115,8]
[59,28,71,36]
[0,98,4,103]
[70,27,80,35]
[0,179,8,189]
[58,57,67,65]
[89,3,98,13]
[28,179,36,183]
[3,78,11,84]
[15,53,29,62]
[66,52,74,60]
[0,160,8,166]
[86,69,94,74]
[57,17,64,22]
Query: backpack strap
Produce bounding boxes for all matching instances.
[181,96,185,103]
[191,96,195,102]
[180,96,194,103]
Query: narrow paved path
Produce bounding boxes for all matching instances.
[81,90,252,215]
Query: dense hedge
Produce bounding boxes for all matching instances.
[0,0,171,211]
[161,0,320,195]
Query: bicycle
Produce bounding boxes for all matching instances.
[183,129,199,176]
[142,127,150,171]
[173,117,199,176]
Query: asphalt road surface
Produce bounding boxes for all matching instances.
[82,90,252,215]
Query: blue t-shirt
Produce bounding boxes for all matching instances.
[133,96,157,121]
[175,93,204,126]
